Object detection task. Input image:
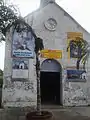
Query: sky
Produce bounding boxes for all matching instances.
[0,0,90,70]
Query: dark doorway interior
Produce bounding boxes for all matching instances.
[40,72,61,105]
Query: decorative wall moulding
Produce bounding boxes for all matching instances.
[44,18,57,31]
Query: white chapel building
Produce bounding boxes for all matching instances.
[2,0,90,107]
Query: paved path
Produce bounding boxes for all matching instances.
[0,106,90,120]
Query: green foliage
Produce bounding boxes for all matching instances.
[0,0,44,53]
[35,37,44,53]
[0,0,19,39]
[0,0,44,113]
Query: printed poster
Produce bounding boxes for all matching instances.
[67,69,86,82]
[67,32,83,58]
[12,58,29,80]
[12,30,35,58]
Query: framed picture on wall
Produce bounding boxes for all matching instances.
[12,30,35,58]
[12,58,29,81]
[67,32,83,59]
[67,69,86,82]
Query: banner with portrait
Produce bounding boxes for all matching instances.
[12,30,35,58]
[67,32,83,58]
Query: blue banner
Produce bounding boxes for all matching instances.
[12,30,35,58]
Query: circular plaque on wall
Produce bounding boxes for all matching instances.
[44,18,57,31]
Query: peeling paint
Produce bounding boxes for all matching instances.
[2,2,90,107]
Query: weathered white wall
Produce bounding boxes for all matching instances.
[2,2,90,107]
[2,28,37,107]
[25,2,90,106]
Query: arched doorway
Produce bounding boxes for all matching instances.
[40,59,62,105]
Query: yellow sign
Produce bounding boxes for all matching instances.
[67,32,83,59]
[40,49,62,59]
[67,32,83,40]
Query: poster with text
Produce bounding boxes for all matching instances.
[12,58,29,80]
[12,30,35,58]
[67,32,83,58]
